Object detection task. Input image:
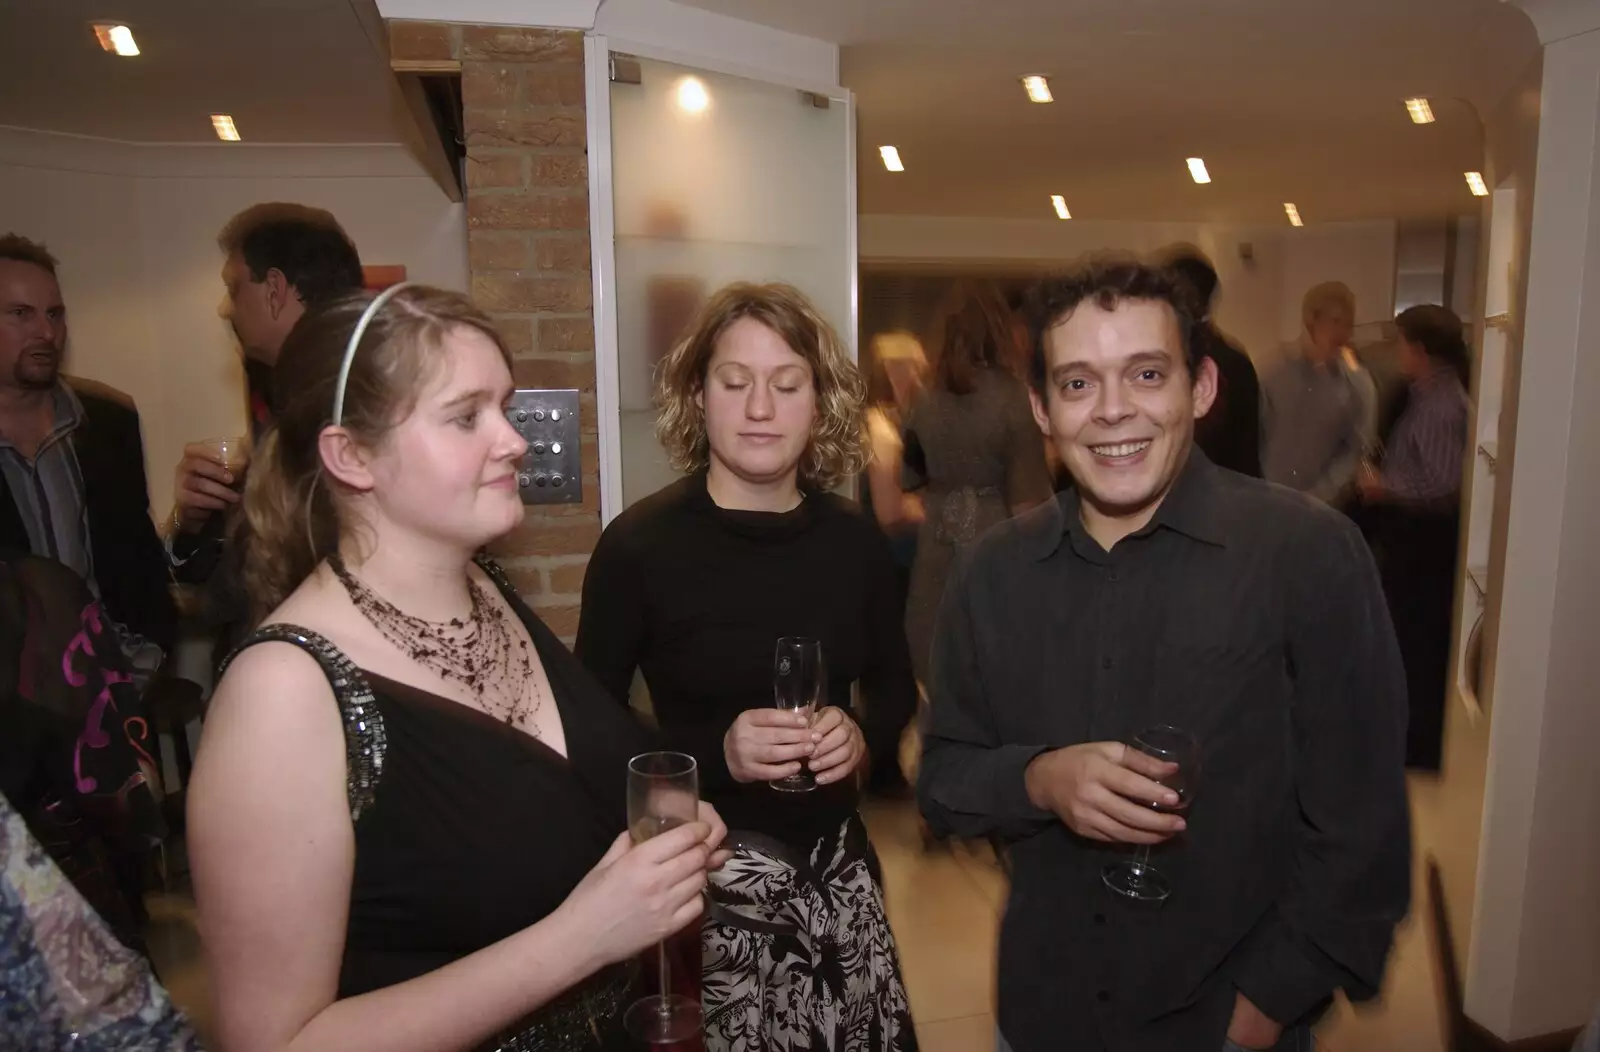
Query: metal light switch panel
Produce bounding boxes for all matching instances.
[506,389,582,504]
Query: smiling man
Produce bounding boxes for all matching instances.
[917,259,1411,1052]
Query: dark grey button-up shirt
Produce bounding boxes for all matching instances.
[919,452,1411,1052]
[0,383,96,590]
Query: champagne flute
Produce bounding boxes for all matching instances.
[772,637,822,793]
[623,752,703,1043]
[1101,725,1199,903]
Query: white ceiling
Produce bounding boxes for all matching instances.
[0,0,1542,223]
[679,0,1541,223]
[0,0,401,143]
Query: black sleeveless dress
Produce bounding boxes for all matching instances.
[223,559,655,1051]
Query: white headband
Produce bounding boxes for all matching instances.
[331,282,414,427]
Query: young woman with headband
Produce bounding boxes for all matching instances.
[187,284,727,1052]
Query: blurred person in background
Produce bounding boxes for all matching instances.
[1358,304,1472,772]
[861,331,928,797]
[0,549,168,959]
[1,789,201,1050]
[902,280,1053,687]
[1160,245,1261,478]
[0,234,175,666]
[166,204,363,652]
[578,282,916,1052]
[1261,281,1371,507]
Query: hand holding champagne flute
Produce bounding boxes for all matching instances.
[624,752,704,1043]
[172,434,251,534]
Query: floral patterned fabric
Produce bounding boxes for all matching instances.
[701,817,916,1052]
[0,793,200,1051]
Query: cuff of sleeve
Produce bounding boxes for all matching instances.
[997,744,1056,823]
[1232,914,1338,1026]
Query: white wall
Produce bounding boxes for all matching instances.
[0,127,467,516]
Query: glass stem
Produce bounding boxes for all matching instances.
[657,939,670,1006]
[1131,844,1153,875]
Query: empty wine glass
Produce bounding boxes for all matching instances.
[1101,725,1199,903]
[772,637,823,793]
[623,752,703,1043]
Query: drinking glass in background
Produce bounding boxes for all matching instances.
[623,751,703,1044]
[772,636,823,794]
[1101,724,1199,903]
[203,435,251,476]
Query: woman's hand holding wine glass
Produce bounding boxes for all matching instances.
[806,706,866,786]
[723,708,818,784]
[558,818,711,969]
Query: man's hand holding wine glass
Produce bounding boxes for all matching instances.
[1022,742,1185,844]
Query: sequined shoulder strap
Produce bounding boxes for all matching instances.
[472,552,521,605]
[218,624,387,823]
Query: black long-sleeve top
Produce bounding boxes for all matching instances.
[576,471,918,850]
[918,452,1411,1052]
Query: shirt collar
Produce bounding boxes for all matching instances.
[1029,449,1229,561]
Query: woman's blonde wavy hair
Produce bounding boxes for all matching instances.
[654,282,866,491]
[235,286,512,619]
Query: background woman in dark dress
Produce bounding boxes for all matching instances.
[1358,304,1472,771]
[187,286,726,1052]
[902,281,1053,686]
[576,282,918,1052]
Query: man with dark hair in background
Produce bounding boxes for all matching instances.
[0,234,174,657]
[919,258,1410,1052]
[165,204,362,635]
[1161,245,1261,478]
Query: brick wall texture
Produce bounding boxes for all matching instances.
[392,21,599,644]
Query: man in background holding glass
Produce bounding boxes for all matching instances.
[918,258,1411,1051]
[165,204,362,651]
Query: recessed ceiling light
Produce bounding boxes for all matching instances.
[91,24,139,57]
[1284,203,1304,227]
[1051,195,1071,220]
[1021,75,1054,104]
[1186,157,1211,184]
[879,146,904,172]
[676,76,709,113]
[1405,98,1435,124]
[211,114,241,142]
[1465,171,1489,196]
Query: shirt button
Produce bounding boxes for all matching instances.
[1097,990,1112,1003]
[1094,912,1107,925]
[1108,571,1119,583]
[1100,657,1114,670]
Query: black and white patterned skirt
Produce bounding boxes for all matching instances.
[701,815,917,1052]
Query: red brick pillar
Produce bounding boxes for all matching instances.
[390,21,602,643]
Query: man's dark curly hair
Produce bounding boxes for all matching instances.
[1025,256,1205,394]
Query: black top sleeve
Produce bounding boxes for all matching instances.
[1230,516,1411,1024]
[575,517,738,791]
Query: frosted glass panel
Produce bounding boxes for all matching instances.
[609,55,851,509]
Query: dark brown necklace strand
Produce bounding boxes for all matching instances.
[329,554,541,732]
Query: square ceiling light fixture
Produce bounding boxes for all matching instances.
[1284,203,1304,227]
[1465,171,1489,196]
[1051,195,1071,220]
[1021,75,1053,103]
[1405,98,1435,124]
[211,114,241,142]
[92,23,139,57]
[879,145,904,172]
[1186,157,1211,184]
